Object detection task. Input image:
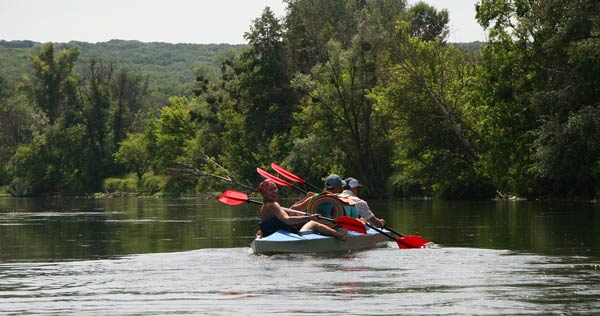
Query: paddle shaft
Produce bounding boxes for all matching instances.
[367,222,429,248]
[300,180,320,192]
[383,225,405,237]
[364,222,397,241]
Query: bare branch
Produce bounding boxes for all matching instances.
[167,155,254,191]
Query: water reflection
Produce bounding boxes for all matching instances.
[0,197,260,262]
[371,199,600,256]
[0,197,599,262]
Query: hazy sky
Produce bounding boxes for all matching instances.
[0,0,486,44]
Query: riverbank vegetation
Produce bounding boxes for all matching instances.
[0,0,598,200]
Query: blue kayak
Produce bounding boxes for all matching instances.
[250,227,390,254]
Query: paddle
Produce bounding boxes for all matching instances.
[364,222,431,249]
[257,167,308,194]
[218,190,367,234]
[269,163,431,248]
[271,163,322,192]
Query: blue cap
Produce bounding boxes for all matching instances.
[325,174,346,189]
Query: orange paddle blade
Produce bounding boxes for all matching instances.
[218,190,249,205]
[256,167,294,187]
[396,235,430,249]
[271,163,306,183]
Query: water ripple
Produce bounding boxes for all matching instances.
[0,247,599,315]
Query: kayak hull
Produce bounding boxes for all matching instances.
[251,227,389,254]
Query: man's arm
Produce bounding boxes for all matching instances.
[289,192,315,211]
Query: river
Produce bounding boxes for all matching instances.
[0,196,598,315]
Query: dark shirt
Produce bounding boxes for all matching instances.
[259,216,301,237]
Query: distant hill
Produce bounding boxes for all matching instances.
[452,41,485,53]
[0,39,245,91]
[0,39,483,96]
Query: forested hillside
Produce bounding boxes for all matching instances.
[0,39,477,87]
[0,0,598,200]
[0,40,244,102]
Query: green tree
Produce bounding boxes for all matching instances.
[109,67,149,149]
[476,0,600,197]
[0,95,37,184]
[374,20,490,197]
[194,7,299,184]
[291,38,392,197]
[284,0,364,73]
[185,48,257,189]
[7,46,146,195]
[0,77,38,184]
[7,44,87,195]
[240,7,296,152]
[406,1,449,41]
[7,124,87,196]
[114,132,152,181]
[20,43,79,124]
[79,58,114,191]
[280,0,411,196]
[468,42,537,196]
[155,97,195,171]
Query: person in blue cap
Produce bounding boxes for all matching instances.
[290,173,366,220]
[289,174,345,210]
[324,174,345,193]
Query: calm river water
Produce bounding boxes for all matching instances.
[0,196,599,315]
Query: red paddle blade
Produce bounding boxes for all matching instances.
[218,190,249,206]
[396,235,430,249]
[256,167,294,187]
[271,163,306,184]
[335,216,367,234]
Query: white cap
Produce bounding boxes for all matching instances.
[344,177,362,189]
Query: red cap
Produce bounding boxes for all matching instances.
[258,179,275,195]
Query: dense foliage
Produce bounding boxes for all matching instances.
[0,0,598,200]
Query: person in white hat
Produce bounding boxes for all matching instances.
[342,177,387,228]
